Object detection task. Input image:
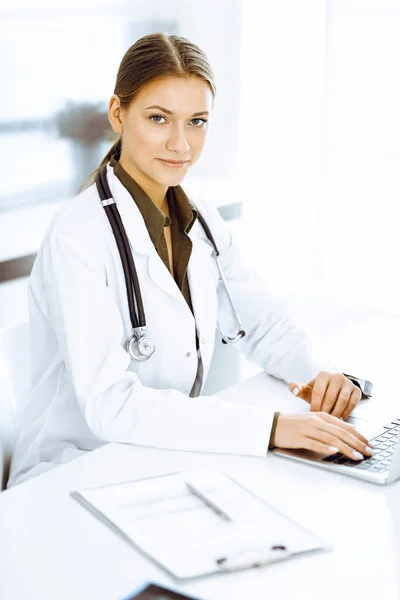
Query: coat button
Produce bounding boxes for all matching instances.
[201,338,207,344]
[186,352,192,357]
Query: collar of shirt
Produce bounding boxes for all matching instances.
[109,156,197,246]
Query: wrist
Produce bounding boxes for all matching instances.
[268,412,280,449]
[343,373,373,399]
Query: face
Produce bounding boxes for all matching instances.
[109,76,213,196]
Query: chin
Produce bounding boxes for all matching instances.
[154,169,187,188]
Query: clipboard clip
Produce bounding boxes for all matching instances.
[215,545,290,572]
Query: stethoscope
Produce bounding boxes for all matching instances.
[96,165,245,362]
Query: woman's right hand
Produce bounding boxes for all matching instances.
[274,412,375,460]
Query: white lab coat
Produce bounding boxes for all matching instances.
[9,165,330,486]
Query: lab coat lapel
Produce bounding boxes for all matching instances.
[187,222,218,353]
[107,167,185,305]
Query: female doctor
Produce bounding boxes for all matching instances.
[9,33,374,487]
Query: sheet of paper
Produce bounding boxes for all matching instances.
[75,469,327,579]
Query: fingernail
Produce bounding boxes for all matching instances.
[352,450,364,460]
[365,446,376,455]
[328,446,339,453]
[292,387,299,396]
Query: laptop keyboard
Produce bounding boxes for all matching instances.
[322,418,400,473]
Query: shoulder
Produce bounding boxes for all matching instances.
[34,182,111,275]
[45,183,106,243]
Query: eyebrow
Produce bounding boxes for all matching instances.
[145,105,209,117]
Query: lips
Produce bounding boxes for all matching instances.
[157,158,189,168]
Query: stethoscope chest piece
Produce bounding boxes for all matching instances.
[97,165,245,363]
[127,328,156,362]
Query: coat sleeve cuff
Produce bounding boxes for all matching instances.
[268,412,280,449]
[343,373,373,399]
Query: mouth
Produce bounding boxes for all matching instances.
[157,158,190,169]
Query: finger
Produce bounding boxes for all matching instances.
[288,381,313,402]
[318,412,371,445]
[307,429,372,461]
[341,387,362,421]
[288,381,302,396]
[301,437,343,456]
[318,420,373,456]
[330,381,354,418]
[320,376,343,414]
[310,372,330,412]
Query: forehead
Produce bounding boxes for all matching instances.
[133,76,213,113]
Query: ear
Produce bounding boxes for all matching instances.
[108,95,123,135]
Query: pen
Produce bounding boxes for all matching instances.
[185,482,232,522]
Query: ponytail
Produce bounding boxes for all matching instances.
[78,137,121,193]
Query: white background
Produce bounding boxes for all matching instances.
[1,0,400,376]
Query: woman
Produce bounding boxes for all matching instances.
[9,33,373,487]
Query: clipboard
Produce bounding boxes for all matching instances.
[72,469,329,580]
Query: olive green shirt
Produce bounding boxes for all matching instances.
[109,157,197,313]
[110,157,204,398]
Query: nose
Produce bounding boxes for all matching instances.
[166,124,189,154]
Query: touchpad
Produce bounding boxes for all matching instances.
[346,416,381,439]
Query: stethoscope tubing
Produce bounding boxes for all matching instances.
[96,164,246,358]
[196,213,245,344]
[97,165,145,329]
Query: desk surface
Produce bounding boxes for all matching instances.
[1,316,400,600]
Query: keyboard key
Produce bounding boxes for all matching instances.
[333,456,349,464]
[321,416,399,471]
[366,466,386,473]
[322,454,340,462]
[356,462,373,470]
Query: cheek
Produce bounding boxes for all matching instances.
[127,121,166,155]
[189,130,208,156]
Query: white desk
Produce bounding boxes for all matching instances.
[1,316,400,600]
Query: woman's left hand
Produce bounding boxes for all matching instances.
[288,371,362,420]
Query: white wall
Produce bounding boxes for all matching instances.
[240,0,400,317]
[239,0,327,288]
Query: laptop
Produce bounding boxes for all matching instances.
[273,416,400,485]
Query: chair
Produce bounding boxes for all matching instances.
[0,321,30,490]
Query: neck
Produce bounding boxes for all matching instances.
[119,153,167,210]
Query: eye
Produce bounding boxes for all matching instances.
[150,114,167,124]
[190,118,207,127]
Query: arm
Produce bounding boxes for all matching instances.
[195,198,372,451]
[40,227,273,457]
